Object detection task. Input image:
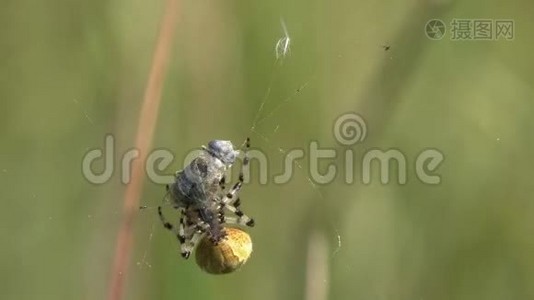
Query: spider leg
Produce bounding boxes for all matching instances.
[158,205,175,231]
[220,186,254,227]
[218,137,254,226]
[181,230,204,257]
[222,215,254,227]
[180,222,202,259]
[158,206,193,259]
[220,137,249,205]
[222,201,255,227]
[238,137,250,184]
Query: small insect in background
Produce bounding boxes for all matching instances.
[157,138,255,273]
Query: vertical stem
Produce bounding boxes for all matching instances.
[106,1,180,299]
[305,231,330,300]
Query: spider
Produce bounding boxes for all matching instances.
[158,138,255,259]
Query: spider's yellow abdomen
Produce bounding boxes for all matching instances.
[195,227,252,274]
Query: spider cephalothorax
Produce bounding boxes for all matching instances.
[158,138,255,259]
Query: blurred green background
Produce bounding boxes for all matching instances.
[2,0,534,299]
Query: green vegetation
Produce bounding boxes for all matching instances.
[1,0,533,299]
